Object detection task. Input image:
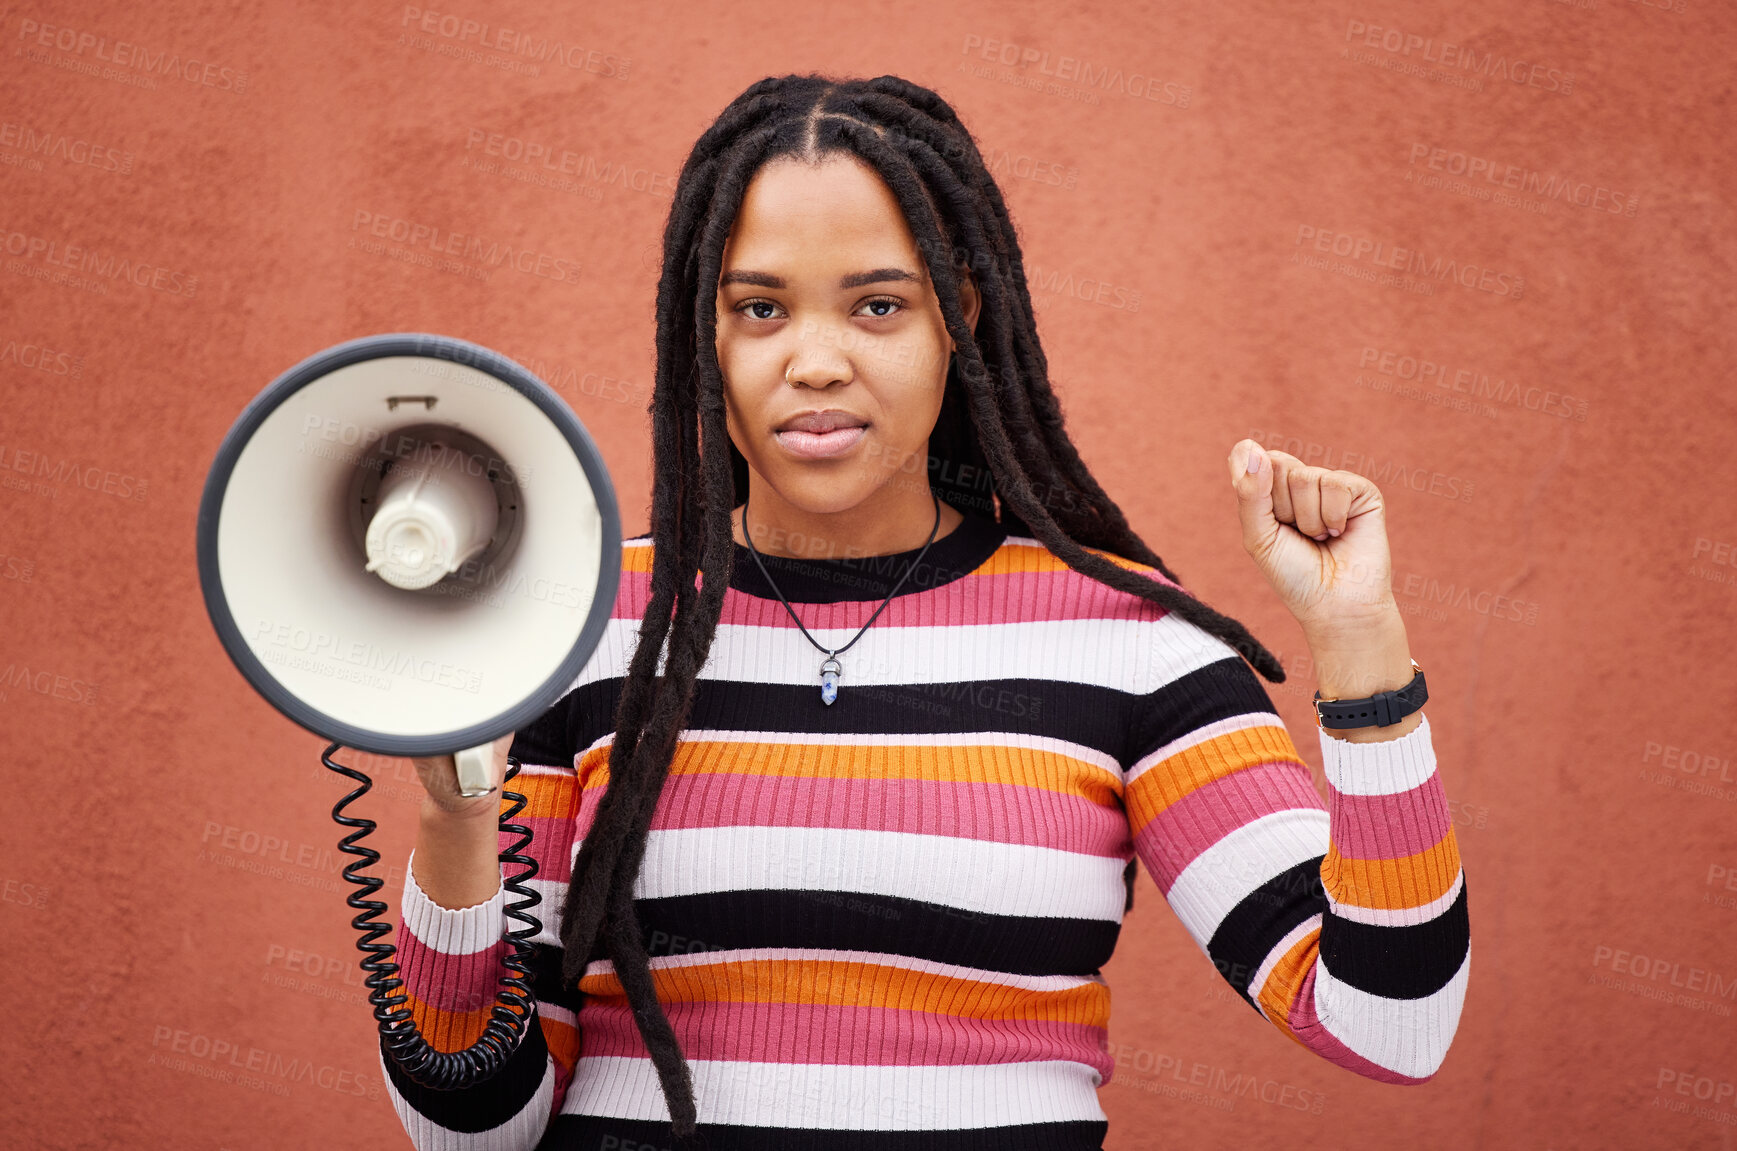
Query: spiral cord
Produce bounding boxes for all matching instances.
[321,743,546,1090]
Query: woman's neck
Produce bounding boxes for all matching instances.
[731,477,966,560]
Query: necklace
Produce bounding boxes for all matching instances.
[739,489,943,706]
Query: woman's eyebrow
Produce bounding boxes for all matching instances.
[718,267,921,289]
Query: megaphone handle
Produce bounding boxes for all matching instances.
[453,743,497,797]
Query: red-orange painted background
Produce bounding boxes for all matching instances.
[3,2,1734,1148]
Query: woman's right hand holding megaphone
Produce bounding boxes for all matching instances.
[408,731,516,909]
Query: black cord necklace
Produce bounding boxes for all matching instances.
[739,488,943,706]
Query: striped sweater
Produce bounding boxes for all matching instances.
[381,509,1470,1150]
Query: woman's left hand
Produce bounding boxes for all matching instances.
[1225,439,1399,641]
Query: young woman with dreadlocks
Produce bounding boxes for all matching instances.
[388,73,1469,1150]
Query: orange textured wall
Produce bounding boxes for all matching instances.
[3,3,1734,1148]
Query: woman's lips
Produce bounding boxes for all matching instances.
[774,425,867,459]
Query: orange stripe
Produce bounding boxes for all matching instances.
[1254,927,1320,1046]
[575,738,1122,808]
[405,993,531,1054]
[1124,724,1302,835]
[540,1013,579,1068]
[1323,831,1462,910]
[506,768,580,821]
[579,957,1109,1026]
[970,542,1164,580]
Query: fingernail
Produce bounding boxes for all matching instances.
[1327,527,1341,537]
[1245,450,1260,475]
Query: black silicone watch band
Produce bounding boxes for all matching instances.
[1313,660,1427,729]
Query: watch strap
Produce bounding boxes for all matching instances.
[1313,659,1427,729]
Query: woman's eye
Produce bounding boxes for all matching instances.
[859,297,902,318]
[742,300,781,320]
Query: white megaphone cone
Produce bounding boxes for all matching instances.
[196,332,622,788]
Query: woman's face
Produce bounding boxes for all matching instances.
[714,152,979,521]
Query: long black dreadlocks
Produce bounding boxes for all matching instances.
[556,72,1286,1139]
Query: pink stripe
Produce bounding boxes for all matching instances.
[611,567,1173,627]
[504,814,584,871]
[397,928,509,1015]
[1327,782,1453,862]
[1284,966,1430,1084]
[1134,762,1326,893]
[578,999,1112,1079]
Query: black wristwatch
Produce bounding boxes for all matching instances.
[1313,659,1428,730]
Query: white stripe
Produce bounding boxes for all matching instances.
[1249,912,1324,1017]
[1313,946,1470,1079]
[561,1056,1107,1129]
[401,851,506,955]
[381,1045,554,1145]
[1164,809,1331,947]
[565,612,1239,697]
[585,946,1106,994]
[1320,713,1438,796]
[620,825,1128,921]
[1328,868,1465,927]
[1126,711,1285,784]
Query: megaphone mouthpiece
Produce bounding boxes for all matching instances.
[364,447,500,590]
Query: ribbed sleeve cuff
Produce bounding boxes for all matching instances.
[1319,712,1437,796]
[403,849,507,955]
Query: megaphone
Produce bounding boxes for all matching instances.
[196,332,622,791]
[195,332,622,1090]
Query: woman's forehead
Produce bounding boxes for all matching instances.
[720,154,925,280]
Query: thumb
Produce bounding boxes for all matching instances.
[1227,439,1279,558]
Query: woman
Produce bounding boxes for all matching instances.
[390,73,1468,1150]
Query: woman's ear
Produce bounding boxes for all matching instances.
[957,270,982,344]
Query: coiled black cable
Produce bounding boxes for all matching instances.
[322,742,545,1090]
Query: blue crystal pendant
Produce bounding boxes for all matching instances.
[819,656,842,706]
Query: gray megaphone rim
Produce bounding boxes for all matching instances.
[195,332,622,758]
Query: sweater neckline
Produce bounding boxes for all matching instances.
[727,503,1008,604]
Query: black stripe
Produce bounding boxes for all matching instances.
[524,940,583,1015]
[568,675,1132,765]
[1320,879,1470,1000]
[634,889,1121,978]
[720,508,1011,604]
[1206,856,1328,1010]
[1122,656,1278,769]
[381,1007,549,1133]
[539,1115,1107,1151]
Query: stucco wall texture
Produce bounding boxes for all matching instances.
[3,2,1734,1148]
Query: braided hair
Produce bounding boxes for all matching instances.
[557,72,1286,1139]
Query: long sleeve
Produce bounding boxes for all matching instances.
[378,729,586,1146]
[1123,629,1469,1082]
